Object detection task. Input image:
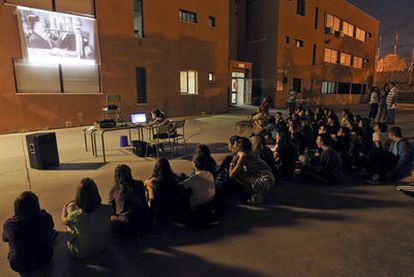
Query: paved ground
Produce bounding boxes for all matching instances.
[0,105,414,277]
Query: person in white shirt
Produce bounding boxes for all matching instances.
[180,156,216,209]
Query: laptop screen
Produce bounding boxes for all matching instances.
[131,113,147,124]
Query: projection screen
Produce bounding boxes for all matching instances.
[16,6,99,65]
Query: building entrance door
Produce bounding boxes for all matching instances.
[231,71,251,105]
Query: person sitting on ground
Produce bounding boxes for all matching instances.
[2,191,56,273]
[189,144,217,179]
[335,127,351,164]
[144,158,183,222]
[372,122,388,149]
[109,165,151,238]
[301,133,343,185]
[180,155,216,208]
[251,134,278,179]
[272,131,297,179]
[366,127,414,183]
[61,178,112,258]
[347,128,373,170]
[217,135,244,195]
[230,137,275,204]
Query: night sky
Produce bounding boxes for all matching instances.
[347,0,414,60]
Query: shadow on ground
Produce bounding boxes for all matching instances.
[17,179,410,277]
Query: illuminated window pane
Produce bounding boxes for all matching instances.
[180,71,187,93]
[343,21,354,37]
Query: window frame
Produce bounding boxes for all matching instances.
[295,39,304,48]
[133,0,144,37]
[297,0,306,17]
[340,52,352,67]
[180,70,198,95]
[208,16,216,28]
[179,9,198,24]
[321,81,337,94]
[324,48,338,64]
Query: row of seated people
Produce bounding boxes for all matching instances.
[252,107,414,185]
[1,144,229,273]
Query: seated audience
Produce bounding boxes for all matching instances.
[190,144,217,179]
[272,131,297,179]
[109,165,152,238]
[230,137,275,204]
[251,134,278,179]
[302,134,343,185]
[144,158,183,222]
[372,122,388,149]
[366,127,414,183]
[61,178,112,258]
[3,191,56,273]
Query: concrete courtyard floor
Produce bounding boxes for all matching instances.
[0,105,414,277]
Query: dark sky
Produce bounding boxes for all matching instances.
[347,0,414,60]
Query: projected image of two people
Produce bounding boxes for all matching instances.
[19,8,96,62]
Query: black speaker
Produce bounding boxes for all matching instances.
[26,132,60,170]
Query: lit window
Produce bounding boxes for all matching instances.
[208,16,216,28]
[324,48,338,64]
[179,10,197,23]
[340,52,352,66]
[208,72,216,82]
[353,56,363,69]
[296,39,304,48]
[180,70,198,94]
[355,27,366,42]
[342,21,354,37]
[321,81,336,94]
[326,14,340,32]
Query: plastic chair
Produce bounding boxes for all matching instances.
[170,120,187,150]
[102,94,123,123]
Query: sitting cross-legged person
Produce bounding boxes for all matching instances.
[109,165,152,238]
[230,137,275,204]
[3,191,56,273]
[302,133,343,185]
[180,156,223,226]
[144,158,185,223]
[61,178,112,258]
[366,127,414,184]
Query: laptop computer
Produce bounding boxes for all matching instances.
[130,113,147,124]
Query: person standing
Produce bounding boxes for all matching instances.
[368,87,380,120]
[376,84,390,123]
[287,86,297,117]
[385,82,398,125]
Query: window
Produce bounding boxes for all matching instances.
[208,72,216,82]
[297,0,305,16]
[312,44,317,65]
[296,39,304,48]
[351,83,362,94]
[180,70,198,94]
[342,21,354,37]
[326,14,340,32]
[338,82,351,94]
[293,78,302,93]
[321,81,336,94]
[314,7,319,29]
[133,0,144,37]
[355,27,366,42]
[179,9,197,23]
[208,16,216,28]
[340,52,351,66]
[353,56,363,69]
[324,48,338,64]
[136,67,147,103]
[284,36,290,44]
